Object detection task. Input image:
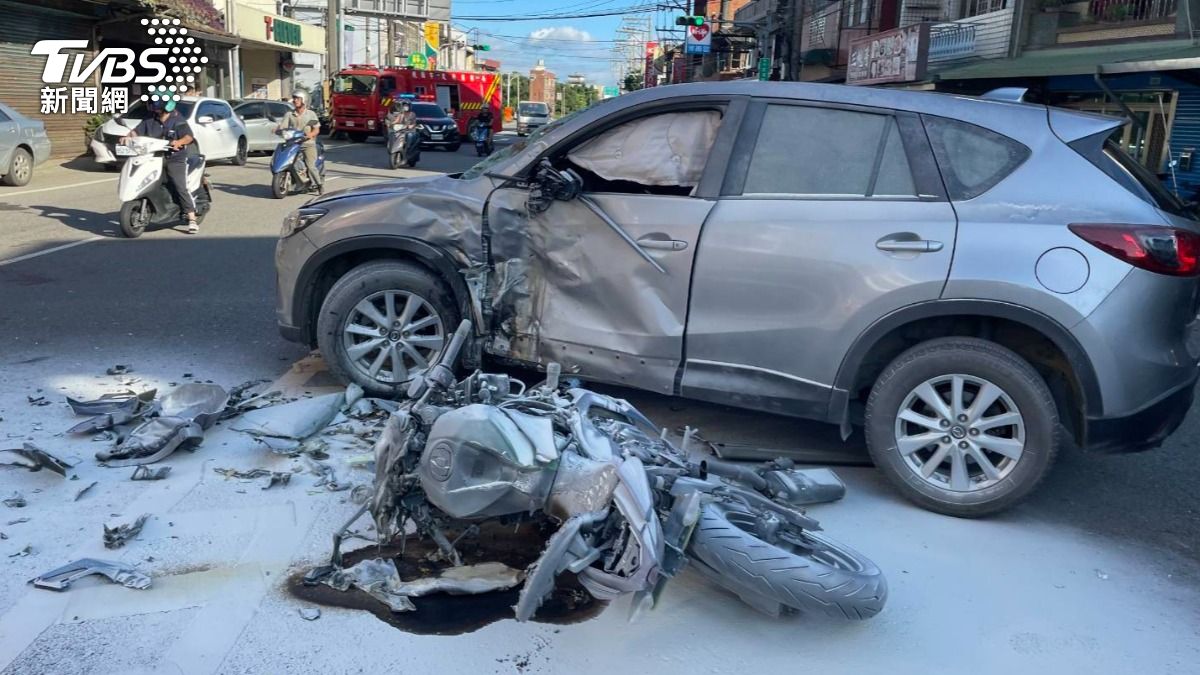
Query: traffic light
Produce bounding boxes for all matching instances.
[674,16,705,26]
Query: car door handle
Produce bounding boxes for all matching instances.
[876,235,944,253]
[636,236,688,251]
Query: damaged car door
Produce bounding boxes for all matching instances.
[500,100,743,394]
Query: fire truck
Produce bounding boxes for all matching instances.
[329,65,503,140]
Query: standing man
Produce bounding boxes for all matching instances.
[276,90,323,194]
[121,97,198,233]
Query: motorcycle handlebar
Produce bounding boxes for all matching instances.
[442,320,472,370]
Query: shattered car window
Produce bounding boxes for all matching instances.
[566,111,721,187]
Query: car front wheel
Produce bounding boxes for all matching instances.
[2,147,33,186]
[864,337,1060,518]
[316,260,459,397]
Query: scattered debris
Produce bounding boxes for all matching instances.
[103,513,150,549]
[305,457,351,492]
[66,390,156,417]
[96,384,228,467]
[393,562,525,598]
[299,608,321,621]
[213,467,292,490]
[0,532,7,540]
[27,395,51,407]
[8,545,32,557]
[91,431,116,443]
[74,481,98,501]
[0,444,72,477]
[324,558,416,612]
[7,517,30,526]
[3,494,27,508]
[130,465,171,481]
[230,392,345,441]
[1095,569,1109,580]
[106,365,132,376]
[30,558,151,590]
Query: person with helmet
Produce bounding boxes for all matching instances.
[276,90,323,194]
[385,98,417,131]
[121,94,198,233]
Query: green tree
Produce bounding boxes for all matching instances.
[624,70,644,92]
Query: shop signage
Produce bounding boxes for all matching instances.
[758,57,770,81]
[264,16,302,47]
[685,23,711,55]
[846,23,929,86]
[408,53,428,69]
[644,41,657,88]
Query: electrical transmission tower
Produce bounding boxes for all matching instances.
[613,14,652,89]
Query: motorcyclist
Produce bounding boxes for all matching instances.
[120,96,198,233]
[385,99,419,160]
[472,107,495,138]
[275,90,323,195]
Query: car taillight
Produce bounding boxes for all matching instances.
[1069,223,1200,277]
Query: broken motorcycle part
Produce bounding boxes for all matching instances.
[95,383,228,467]
[324,558,416,612]
[66,390,156,417]
[0,444,72,477]
[103,513,150,549]
[74,481,98,501]
[230,392,345,441]
[31,558,151,590]
[3,494,27,508]
[105,365,132,376]
[213,467,292,490]
[130,465,171,481]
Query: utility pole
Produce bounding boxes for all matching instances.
[386,19,394,67]
[326,0,341,77]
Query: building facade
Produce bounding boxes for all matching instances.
[529,60,557,115]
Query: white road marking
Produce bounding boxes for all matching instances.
[0,177,118,198]
[0,237,104,267]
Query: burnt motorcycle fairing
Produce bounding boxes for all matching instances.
[417,403,558,520]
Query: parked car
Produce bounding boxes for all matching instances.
[411,102,460,151]
[0,101,52,187]
[91,96,248,167]
[232,99,294,153]
[515,100,550,136]
[275,81,1200,517]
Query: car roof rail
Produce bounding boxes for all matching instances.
[980,87,1029,103]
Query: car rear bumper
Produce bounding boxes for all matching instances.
[1084,371,1196,453]
[90,138,118,164]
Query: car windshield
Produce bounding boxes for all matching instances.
[412,103,446,118]
[519,103,549,116]
[120,100,196,121]
[333,74,376,95]
[461,108,582,180]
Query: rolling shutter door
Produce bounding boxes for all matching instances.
[0,3,94,158]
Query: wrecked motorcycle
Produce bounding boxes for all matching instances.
[327,320,886,621]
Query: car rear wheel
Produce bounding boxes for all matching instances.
[2,147,33,187]
[316,261,459,397]
[232,136,248,165]
[864,337,1060,518]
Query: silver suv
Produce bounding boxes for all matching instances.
[275,82,1200,517]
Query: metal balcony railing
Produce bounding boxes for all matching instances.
[929,22,978,59]
[343,0,429,18]
[1082,0,1176,23]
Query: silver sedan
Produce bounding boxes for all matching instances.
[0,101,52,187]
[232,100,295,153]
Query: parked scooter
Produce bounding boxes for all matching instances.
[387,123,421,169]
[471,121,494,157]
[270,129,326,199]
[115,137,212,239]
[314,320,887,622]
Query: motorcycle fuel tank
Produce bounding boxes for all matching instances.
[418,404,558,520]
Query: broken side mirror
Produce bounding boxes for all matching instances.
[527,159,582,215]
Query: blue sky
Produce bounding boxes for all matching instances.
[452,1,670,87]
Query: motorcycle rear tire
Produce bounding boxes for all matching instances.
[119,200,150,239]
[687,501,886,620]
[271,173,290,199]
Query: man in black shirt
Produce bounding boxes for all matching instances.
[122,97,199,233]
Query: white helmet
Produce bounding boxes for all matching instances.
[291,90,307,103]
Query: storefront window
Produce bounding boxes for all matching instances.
[334,74,376,95]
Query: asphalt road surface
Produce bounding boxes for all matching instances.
[1,133,1196,571]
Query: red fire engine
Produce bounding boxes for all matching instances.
[329,65,503,140]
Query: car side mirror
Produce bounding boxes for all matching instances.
[197,115,214,125]
[527,159,582,214]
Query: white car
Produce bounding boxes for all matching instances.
[90,96,248,167]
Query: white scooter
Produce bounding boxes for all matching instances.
[115,137,212,238]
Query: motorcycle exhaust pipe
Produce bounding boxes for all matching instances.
[698,458,767,492]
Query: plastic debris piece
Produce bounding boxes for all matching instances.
[66,390,156,416]
[343,383,365,411]
[27,395,51,407]
[96,417,202,468]
[213,467,292,490]
[0,444,72,477]
[103,513,150,549]
[230,392,345,441]
[74,481,98,501]
[298,608,321,621]
[4,494,27,508]
[323,558,416,612]
[393,562,525,597]
[8,545,32,558]
[106,365,132,376]
[130,466,171,481]
[30,558,151,590]
[7,518,30,526]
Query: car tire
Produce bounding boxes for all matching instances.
[232,137,248,165]
[448,142,461,152]
[316,260,460,398]
[2,147,33,187]
[864,337,1060,518]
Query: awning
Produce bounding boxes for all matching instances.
[238,36,323,55]
[187,27,242,47]
[932,39,1200,81]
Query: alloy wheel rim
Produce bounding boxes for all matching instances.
[341,290,445,385]
[13,154,30,182]
[893,374,1026,492]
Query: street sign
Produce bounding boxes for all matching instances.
[846,24,930,86]
[408,53,428,69]
[602,85,619,98]
[758,57,770,81]
[685,23,711,55]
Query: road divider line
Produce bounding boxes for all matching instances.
[0,176,118,198]
[0,237,104,267]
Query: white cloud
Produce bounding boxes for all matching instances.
[528,26,594,42]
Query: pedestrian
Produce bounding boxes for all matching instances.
[121,96,198,233]
[276,91,323,195]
